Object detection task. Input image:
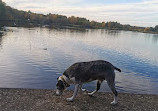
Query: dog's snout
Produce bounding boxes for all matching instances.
[56,89,62,96]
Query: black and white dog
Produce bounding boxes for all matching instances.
[56,60,121,105]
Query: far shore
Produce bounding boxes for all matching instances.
[0,88,158,111]
[1,26,158,35]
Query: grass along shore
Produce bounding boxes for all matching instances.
[0,88,158,111]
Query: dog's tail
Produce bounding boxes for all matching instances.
[114,66,121,72]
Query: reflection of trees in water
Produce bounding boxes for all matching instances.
[102,29,121,37]
[144,33,158,44]
[49,27,87,33]
[107,30,120,35]
[0,34,2,48]
[152,34,158,43]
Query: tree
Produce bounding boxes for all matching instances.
[90,21,97,28]
[144,27,151,32]
[154,25,158,32]
[68,16,77,24]
[101,22,105,28]
[49,14,57,23]
[0,0,6,20]
[108,22,112,29]
[0,0,158,34]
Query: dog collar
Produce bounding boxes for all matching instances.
[61,76,70,87]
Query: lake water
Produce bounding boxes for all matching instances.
[0,27,158,94]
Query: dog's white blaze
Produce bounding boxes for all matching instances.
[111,96,118,105]
[56,89,60,95]
[66,84,80,102]
[81,88,86,92]
[58,76,63,81]
[70,77,76,83]
[88,90,97,95]
[62,75,71,84]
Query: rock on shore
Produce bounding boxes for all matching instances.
[0,88,158,111]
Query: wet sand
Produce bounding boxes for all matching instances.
[0,88,158,111]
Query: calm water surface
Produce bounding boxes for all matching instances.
[0,27,158,94]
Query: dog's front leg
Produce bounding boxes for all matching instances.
[66,84,81,102]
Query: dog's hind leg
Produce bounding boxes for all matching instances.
[80,88,88,92]
[88,80,102,96]
[66,84,82,102]
[107,80,118,105]
[80,87,88,94]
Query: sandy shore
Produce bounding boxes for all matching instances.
[0,88,158,111]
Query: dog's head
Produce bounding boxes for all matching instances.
[56,76,70,96]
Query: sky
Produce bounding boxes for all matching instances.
[4,0,158,27]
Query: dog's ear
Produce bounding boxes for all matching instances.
[56,80,65,90]
[57,77,59,80]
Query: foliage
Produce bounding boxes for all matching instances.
[0,0,158,34]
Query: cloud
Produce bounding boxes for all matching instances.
[4,0,158,27]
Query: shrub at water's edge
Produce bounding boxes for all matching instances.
[0,0,158,34]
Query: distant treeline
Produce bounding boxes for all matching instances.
[0,0,158,34]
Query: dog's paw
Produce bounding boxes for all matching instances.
[81,89,88,94]
[110,101,117,105]
[66,97,74,102]
[88,92,94,97]
[81,89,87,92]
